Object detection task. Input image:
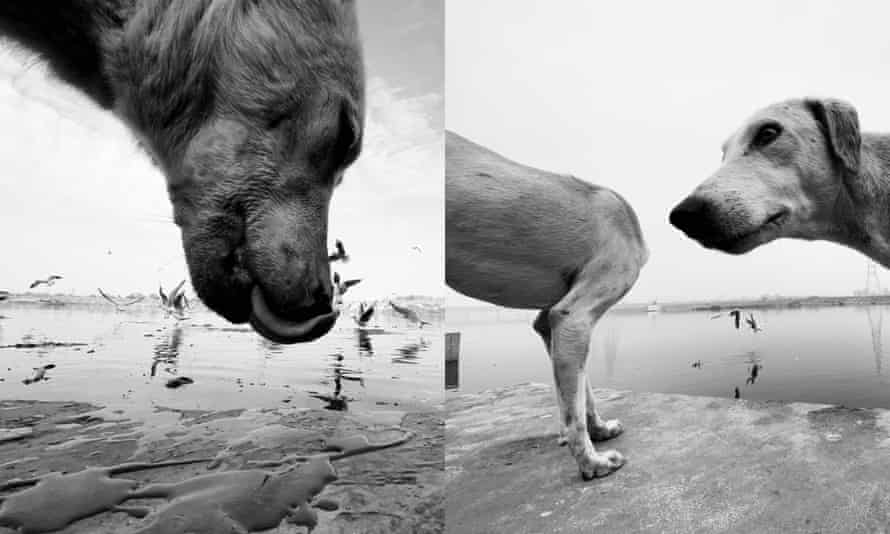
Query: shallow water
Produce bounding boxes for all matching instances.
[449,305,890,408]
[0,303,443,417]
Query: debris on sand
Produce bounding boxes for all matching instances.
[22,364,56,385]
[0,290,9,301]
[165,376,194,389]
[0,458,210,533]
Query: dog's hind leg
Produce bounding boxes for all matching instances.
[546,254,640,479]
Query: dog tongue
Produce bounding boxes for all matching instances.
[249,287,338,344]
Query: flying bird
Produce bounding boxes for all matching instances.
[353,302,376,327]
[389,301,431,328]
[411,245,422,253]
[333,272,362,295]
[29,275,63,289]
[729,309,741,329]
[746,313,761,332]
[746,363,762,385]
[23,364,56,385]
[97,288,144,311]
[329,240,350,263]
[159,279,189,320]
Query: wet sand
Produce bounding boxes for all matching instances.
[0,399,443,533]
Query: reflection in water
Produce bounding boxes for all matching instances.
[391,338,430,365]
[308,352,365,411]
[356,329,373,356]
[151,326,183,377]
[445,360,458,390]
[258,337,284,356]
[866,307,884,376]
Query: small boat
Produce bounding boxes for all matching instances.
[646,300,660,313]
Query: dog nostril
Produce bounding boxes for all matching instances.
[669,197,709,232]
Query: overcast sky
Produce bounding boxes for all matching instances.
[0,0,443,301]
[446,0,890,307]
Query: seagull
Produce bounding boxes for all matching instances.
[159,280,188,320]
[691,360,702,368]
[332,272,362,308]
[333,272,361,295]
[352,302,376,327]
[97,288,144,311]
[745,313,761,332]
[29,275,63,289]
[389,301,431,328]
[23,364,56,385]
[729,309,741,329]
[746,363,762,385]
[328,240,349,263]
[734,387,740,399]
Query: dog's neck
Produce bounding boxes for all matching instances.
[832,133,890,268]
[0,1,134,109]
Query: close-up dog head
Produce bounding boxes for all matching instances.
[669,98,861,255]
[108,0,365,343]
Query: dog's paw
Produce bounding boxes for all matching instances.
[579,449,626,480]
[589,418,623,442]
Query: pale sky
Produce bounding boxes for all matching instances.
[0,0,443,301]
[446,0,890,307]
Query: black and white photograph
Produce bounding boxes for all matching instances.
[0,1,443,533]
[446,1,890,533]
[8,0,890,533]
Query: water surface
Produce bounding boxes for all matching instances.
[0,303,442,417]
[449,305,890,408]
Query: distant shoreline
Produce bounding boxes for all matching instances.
[449,294,890,315]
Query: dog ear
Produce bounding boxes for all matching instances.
[805,98,861,177]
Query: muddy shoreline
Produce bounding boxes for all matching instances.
[0,399,443,533]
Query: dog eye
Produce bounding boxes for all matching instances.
[752,124,782,148]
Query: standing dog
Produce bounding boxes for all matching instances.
[446,131,648,479]
[670,98,890,268]
[0,1,365,343]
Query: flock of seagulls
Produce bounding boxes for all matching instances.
[702,308,765,400]
[329,239,431,329]
[713,309,761,333]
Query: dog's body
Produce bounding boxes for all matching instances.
[446,131,648,479]
[0,1,365,343]
[671,98,890,267]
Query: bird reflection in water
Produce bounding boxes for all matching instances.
[391,337,430,365]
[356,328,374,356]
[151,325,183,377]
[308,352,364,411]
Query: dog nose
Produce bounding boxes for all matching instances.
[669,196,711,238]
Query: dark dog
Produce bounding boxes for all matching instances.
[0,0,366,343]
